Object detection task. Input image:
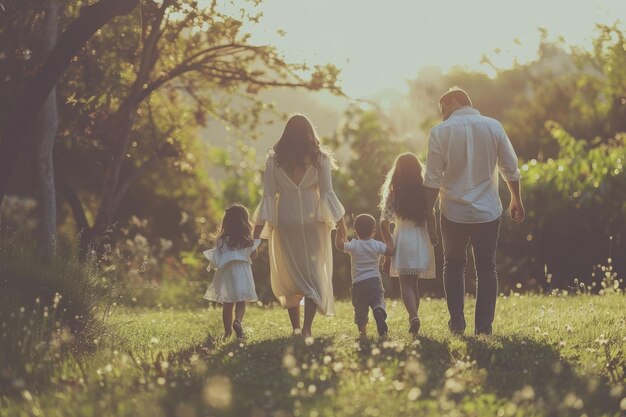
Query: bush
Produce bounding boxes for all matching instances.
[0,230,112,394]
[498,124,626,289]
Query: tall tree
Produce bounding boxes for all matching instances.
[0,0,139,206]
[33,0,62,259]
[53,0,342,253]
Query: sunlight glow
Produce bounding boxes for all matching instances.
[242,0,626,98]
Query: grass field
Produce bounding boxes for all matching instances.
[2,294,625,417]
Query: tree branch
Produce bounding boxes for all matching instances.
[0,0,140,205]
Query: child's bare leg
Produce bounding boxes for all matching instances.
[400,275,421,333]
[399,275,419,320]
[222,302,234,337]
[233,302,246,338]
[235,302,246,322]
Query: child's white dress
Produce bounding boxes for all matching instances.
[380,192,436,279]
[203,239,261,302]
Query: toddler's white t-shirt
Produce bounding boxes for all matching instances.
[343,239,388,283]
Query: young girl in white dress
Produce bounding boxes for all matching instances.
[204,204,260,339]
[379,153,437,335]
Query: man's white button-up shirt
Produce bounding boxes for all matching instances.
[424,108,521,224]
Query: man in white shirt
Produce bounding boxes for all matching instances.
[423,87,525,335]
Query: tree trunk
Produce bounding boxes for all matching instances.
[0,0,139,207]
[83,103,136,251]
[34,0,61,260]
[84,1,172,250]
[55,173,91,257]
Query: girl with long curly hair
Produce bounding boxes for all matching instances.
[379,153,437,335]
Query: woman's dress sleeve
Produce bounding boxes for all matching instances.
[317,155,345,226]
[252,156,278,234]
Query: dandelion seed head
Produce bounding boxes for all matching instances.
[283,352,297,369]
[202,375,232,410]
[332,362,343,372]
[407,387,421,400]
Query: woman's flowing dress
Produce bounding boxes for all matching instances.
[253,153,345,315]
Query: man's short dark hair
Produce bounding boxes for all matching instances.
[439,86,472,107]
[354,214,376,239]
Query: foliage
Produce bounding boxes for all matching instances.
[329,105,409,216]
[0,230,112,394]
[1,0,343,259]
[0,294,624,416]
[498,124,625,289]
[0,0,48,132]
[407,24,626,160]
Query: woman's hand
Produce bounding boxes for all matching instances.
[336,218,347,235]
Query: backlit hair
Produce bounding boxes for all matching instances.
[216,204,254,250]
[379,153,427,225]
[354,214,376,239]
[439,86,472,107]
[272,114,334,171]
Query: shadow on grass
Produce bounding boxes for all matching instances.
[160,335,338,417]
[465,335,622,416]
[354,335,452,397]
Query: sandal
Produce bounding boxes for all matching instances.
[409,317,421,335]
[233,318,245,339]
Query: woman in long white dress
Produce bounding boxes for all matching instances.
[253,114,345,337]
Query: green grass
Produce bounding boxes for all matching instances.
[1,294,625,417]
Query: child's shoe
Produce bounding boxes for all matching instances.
[233,318,245,339]
[409,317,420,335]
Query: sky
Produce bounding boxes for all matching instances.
[243,0,626,99]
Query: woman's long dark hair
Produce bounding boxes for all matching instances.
[379,153,427,225]
[272,114,333,171]
[216,204,254,250]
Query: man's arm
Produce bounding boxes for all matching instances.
[423,128,443,213]
[505,180,525,223]
[496,123,524,224]
[424,186,439,213]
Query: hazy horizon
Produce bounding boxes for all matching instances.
[241,0,625,98]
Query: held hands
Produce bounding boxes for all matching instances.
[426,210,439,246]
[509,199,525,224]
[336,218,347,237]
